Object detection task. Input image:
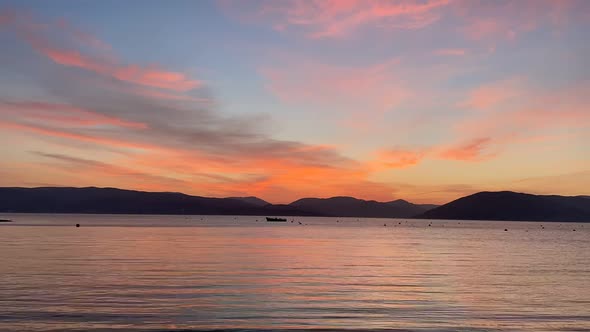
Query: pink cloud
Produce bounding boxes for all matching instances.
[438,137,494,161]
[30,43,200,91]
[449,80,590,161]
[131,88,211,103]
[9,12,201,92]
[464,18,519,41]
[0,10,15,25]
[457,0,588,44]
[458,81,590,135]
[1,101,147,129]
[245,0,452,38]
[54,18,112,52]
[434,48,466,56]
[262,58,410,118]
[460,77,525,110]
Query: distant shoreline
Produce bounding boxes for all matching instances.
[0,212,588,224]
[1,187,589,222]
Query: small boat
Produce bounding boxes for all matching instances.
[0,219,12,223]
[266,217,287,222]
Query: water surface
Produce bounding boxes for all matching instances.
[1,214,589,331]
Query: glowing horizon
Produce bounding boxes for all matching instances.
[0,1,588,204]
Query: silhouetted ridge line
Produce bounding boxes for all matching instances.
[0,187,308,216]
[417,191,590,222]
[289,196,436,218]
[0,187,436,217]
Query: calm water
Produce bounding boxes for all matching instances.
[1,214,589,332]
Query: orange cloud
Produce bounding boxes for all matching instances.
[1,115,395,202]
[372,148,426,169]
[103,147,394,203]
[33,152,189,191]
[438,137,494,161]
[0,122,156,151]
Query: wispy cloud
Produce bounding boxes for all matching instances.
[31,151,190,192]
[226,0,452,39]
[438,137,494,161]
[261,57,410,126]
[434,48,466,56]
[457,0,588,44]
[5,12,200,91]
[372,148,427,169]
[459,77,525,110]
[456,80,590,136]
[0,101,146,129]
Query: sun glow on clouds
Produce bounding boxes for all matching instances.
[1,1,589,204]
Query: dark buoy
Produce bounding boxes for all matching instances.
[504,228,508,231]
[428,224,431,227]
[384,223,387,227]
[298,222,302,225]
[573,229,576,232]
[76,224,80,227]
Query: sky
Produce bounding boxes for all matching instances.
[0,0,589,204]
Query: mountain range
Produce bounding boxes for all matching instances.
[0,187,433,217]
[290,196,436,218]
[0,187,589,222]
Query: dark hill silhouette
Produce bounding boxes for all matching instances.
[289,196,436,218]
[418,191,590,222]
[0,187,434,217]
[0,187,309,216]
[227,196,270,207]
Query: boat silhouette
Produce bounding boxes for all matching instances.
[266,217,287,222]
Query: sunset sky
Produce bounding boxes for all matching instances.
[0,0,588,204]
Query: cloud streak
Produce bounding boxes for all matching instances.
[6,12,201,91]
[438,137,494,161]
[227,0,451,38]
[0,101,147,129]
